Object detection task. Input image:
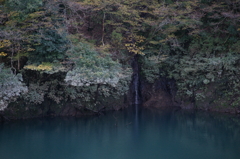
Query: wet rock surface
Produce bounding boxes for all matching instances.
[141,78,179,108]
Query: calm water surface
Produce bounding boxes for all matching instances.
[0,107,240,159]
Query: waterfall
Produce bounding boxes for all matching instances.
[132,55,141,105]
[133,71,140,105]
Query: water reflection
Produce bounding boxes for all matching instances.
[0,108,240,159]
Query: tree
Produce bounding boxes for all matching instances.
[0,64,27,111]
[65,40,131,87]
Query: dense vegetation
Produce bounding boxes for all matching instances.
[0,0,240,112]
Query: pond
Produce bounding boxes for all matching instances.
[0,106,240,159]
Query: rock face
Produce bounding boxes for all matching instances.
[140,78,240,114]
[0,95,127,121]
[141,78,179,109]
[143,91,175,108]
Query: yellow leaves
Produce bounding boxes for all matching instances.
[159,39,167,43]
[28,11,45,19]
[27,48,35,52]
[8,11,19,17]
[136,35,145,43]
[0,52,7,56]
[0,40,11,48]
[105,20,122,26]
[149,41,160,45]
[125,42,145,55]
[125,34,145,55]
[24,62,67,74]
[122,20,138,26]
[36,64,52,71]
[167,34,176,39]
[0,39,10,57]
[24,63,53,71]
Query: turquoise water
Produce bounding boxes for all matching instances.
[0,107,240,159]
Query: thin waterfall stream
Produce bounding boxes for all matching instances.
[134,72,139,105]
[132,55,141,106]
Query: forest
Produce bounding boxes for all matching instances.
[0,0,240,116]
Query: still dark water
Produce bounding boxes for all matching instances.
[1,107,240,159]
